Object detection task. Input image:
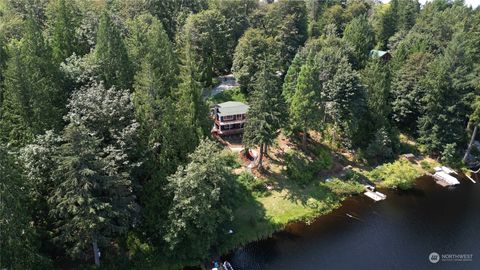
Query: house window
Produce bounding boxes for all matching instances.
[223,115,234,121]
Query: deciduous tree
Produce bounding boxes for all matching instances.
[164,139,234,260]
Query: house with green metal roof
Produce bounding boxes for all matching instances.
[370,50,392,61]
[212,101,249,135]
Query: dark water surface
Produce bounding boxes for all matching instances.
[226,176,480,270]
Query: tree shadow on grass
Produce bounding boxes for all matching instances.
[217,180,278,256]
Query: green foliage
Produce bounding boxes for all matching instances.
[0,0,479,267]
[179,9,232,86]
[242,62,285,168]
[418,32,474,155]
[368,160,421,190]
[319,50,368,148]
[220,150,242,169]
[207,86,247,104]
[47,0,84,64]
[209,0,258,56]
[289,60,320,148]
[0,145,52,269]
[365,127,395,163]
[0,34,7,107]
[343,14,374,68]
[232,28,278,93]
[391,52,433,134]
[0,17,65,147]
[148,0,208,39]
[177,45,210,143]
[324,178,364,196]
[95,11,133,90]
[284,148,332,186]
[441,143,460,166]
[50,83,139,261]
[419,160,433,172]
[237,172,270,197]
[164,139,235,261]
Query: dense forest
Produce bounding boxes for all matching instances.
[0,0,479,269]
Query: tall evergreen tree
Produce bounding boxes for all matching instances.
[47,0,82,64]
[179,9,231,86]
[343,14,374,69]
[127,14,195,244]
[243,62,285,169]
[176,46,210,144]
[0,18,64,147]
[418,32,474,155]
[148,0,208,39]
[282,52,305,106]
[272,0,308,70]
[0,34,7,107]
[463,96,480,163]
[289,61,320,150]
[209,0,258,48]
[51,83,139,266]
[0,145,51,269]
[95,11,133,90]
[372,3,396,49]
[164,138,234,261]
[362,59,392,130]
[391,52,433,134]
[390,0,420,33]
[232,28,278,93]
[361,59,397,161]
[317,49,367,148]
[128,14,178,95]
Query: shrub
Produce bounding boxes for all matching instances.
[365,127,395,164]
[207,86,247,104]
[221,150,241,169]
[441,143,459,167]
[419,160,433,173]
[237,172,270,197]
[368,160,421,190]
[284,148,332,185]
[344,169,365,182]
[324,178,364,196]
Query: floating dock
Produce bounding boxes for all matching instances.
[432,171,460,187]
[364,191,387,201]
[363,185,387,201]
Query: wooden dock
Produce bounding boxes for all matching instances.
[364,191,387,201]
[363,185,387,201]
[432,170,460,187]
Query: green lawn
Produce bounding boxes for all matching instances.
[219,173,359,254]
[207,86,247,105]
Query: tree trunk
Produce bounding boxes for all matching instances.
[332,124,337,147]
[257,143,264,170]
[302,125,307,151]
[92,237,100,267]
[463,124,478,163]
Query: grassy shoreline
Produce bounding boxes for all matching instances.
[216,150,440,259]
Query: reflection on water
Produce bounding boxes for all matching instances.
[227,176,480,270]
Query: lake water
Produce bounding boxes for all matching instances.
[226,176,480,270]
